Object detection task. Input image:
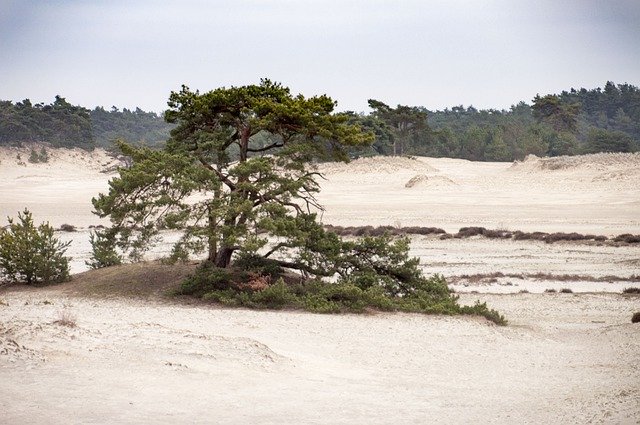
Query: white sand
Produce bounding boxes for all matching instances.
[1,147,640,423]
[315,154,640,235]
[1,292,638,424]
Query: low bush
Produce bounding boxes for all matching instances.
[559,288,573,293]
[324,225,446,237]
[456,227,487,238]
[233,252,283,280]
[0,209,71,285]
[622,287,640,294]
[632,312,640,323]
[544,288,557,293]
[28,147,49,164]
[181,266,507,325]
[59,223,77,232]
[512,231,548,241]
[613,234,640,244]
[459,301,507,326]
[401,227,446,235]
[544,232,587,243]
[177,263,233,297]
[483,229,513,239]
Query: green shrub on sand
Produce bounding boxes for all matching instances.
[176,264,507,325]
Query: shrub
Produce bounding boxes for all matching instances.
[613,234,640,244]
[38,147,49,163]
[0,209,71,285]
[233,252,283,279]
[459,301,508,326]
[183,270,507,324]
[483,229,513,239]
[27,147,49,163]
[456,227,487,238]
[177,263,232,297]
[559,288,573,293]
[59,223,77,232]
[401,226,446,235]
[544,232,586,243]
[86,229,122,269]
[174,228,506,324]
[250,278,297,309]
[512,231,547,241]
[622,287,640,294]
[28,148,40,163]
[632,312,640,323]
[544,288,557,293]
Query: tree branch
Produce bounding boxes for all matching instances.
[271,259,334,277]
[247,142,284,153]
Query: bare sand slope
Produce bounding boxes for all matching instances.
[1,291,638,424]
[316,153,640,235]
[2,148,639,236]
[0,146,119,228]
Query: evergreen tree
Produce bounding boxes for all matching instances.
[93,79,373,270]
[0,209,71,285]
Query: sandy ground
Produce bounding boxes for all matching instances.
[1,291,638,424]
[316,154,640,235]
[1,146,640,423]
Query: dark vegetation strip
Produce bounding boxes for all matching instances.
[324,225,640,245]
[448,272,640,284]
[174,261,507,325]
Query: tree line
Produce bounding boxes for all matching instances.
[0,97,174,150]
[1,81,638,160]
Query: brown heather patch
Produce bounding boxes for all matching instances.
[448,272,639,284]
[324,225,638,246]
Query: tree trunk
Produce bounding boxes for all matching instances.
[213,246,234,268]
[239,126,250,162]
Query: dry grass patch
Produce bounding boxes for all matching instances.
[53,309,77,327]
[67,261,197,299]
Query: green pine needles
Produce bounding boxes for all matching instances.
[0,209,71,285]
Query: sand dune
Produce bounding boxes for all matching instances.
[1,147,640,423]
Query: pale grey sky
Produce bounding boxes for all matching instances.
[1,0,639,113]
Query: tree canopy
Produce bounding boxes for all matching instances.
[93,79,373,271]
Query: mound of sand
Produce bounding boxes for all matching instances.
[0,144,124,173]
[592,169,640,183]
[318,156,438,174]
[404,174,457,188]
[510,152,640,173]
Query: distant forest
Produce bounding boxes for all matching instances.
[0,96,173,150]
[1,81,638,161]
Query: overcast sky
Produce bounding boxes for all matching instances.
[1,0,639,113]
